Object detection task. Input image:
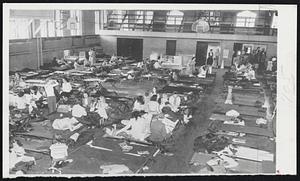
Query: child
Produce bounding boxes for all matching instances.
[82,92,92,108]
[95,96,109,119]
[133,96,145,111]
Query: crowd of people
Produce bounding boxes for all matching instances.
[10,69,193,143]
[232,47,276,74]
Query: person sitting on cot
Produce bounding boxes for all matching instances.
[197,65,208,78]
[146,95,161,115]
[115,111,151,141]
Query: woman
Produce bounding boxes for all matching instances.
[186,57,196,75]
[147,95,160,115]
[133,96,145,111]
[214,49,220,68]
[116,111,150,141]
[61,78,72,97]
[207,49,214,74]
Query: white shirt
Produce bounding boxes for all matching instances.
[96,102,109,119]
[133,101,145,111]
[17,96,27,109]
[44,80,58,97]
[147,101,160,114]
[169,95,181,112]
[62,82,72,92]
[126,117,149,141]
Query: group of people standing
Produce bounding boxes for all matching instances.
[232,47,268,74]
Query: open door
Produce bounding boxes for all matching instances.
[117,38,143,61]
[195,41,208,66]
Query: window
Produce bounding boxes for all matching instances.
[145,11,153,24]
[136,11,143,24]
[166,40,176,56]
[166,10,183,25]
[236,11,256,27]
[9,19,31,39]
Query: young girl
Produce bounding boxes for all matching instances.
[95,96,109,119]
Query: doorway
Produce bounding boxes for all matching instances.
[117,38,143,61]
[166,40,177,56]
[195,41,208,66]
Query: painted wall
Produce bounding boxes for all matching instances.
[99,30,277,67]
[9,35,101,71]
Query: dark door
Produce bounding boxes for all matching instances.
[166,40,176,56]
[195,41,209,66]
[232,43,243,65]
[117,38,143,61]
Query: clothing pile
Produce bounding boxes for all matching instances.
[9,141,36,173]
[100,164,133,174]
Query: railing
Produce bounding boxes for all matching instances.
[104,12,277,36]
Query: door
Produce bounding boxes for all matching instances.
[117,38,143,61]
[195,41,209,66]
[166,40,176,56]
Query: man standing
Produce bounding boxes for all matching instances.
[207,49,214,74]
[44,79,59,114]
[215,49,220,68]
